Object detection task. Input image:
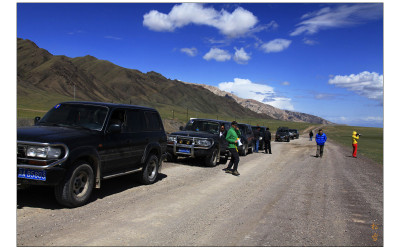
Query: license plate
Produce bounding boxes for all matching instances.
[18,168,46,181]
[178,148,190,154]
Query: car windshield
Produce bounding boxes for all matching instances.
[38,103,108,131]
[184,120,219,134]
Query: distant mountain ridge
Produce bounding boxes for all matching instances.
[17,38,332,125]
[185,83,333,125]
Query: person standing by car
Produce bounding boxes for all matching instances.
[315,129,327,158]
[253,126,261,153]
[220,124,227,138]
[224,121,241,176]
[263,127,272,154]
[352,131,361,158]
[309,130,314,141]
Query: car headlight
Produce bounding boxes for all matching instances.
[194,138,213,147]
[167,135,177,143]
[26,146,62,159]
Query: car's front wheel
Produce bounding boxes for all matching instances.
[140,154,159,185]
[205,148,218,167]
[54,161,94,208]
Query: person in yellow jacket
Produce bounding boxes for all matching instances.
[352,131,360,158]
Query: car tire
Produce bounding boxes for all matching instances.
[140,154,159,185]
[240,144,248,156]
[54,161,94,208]
[205,148,218,167]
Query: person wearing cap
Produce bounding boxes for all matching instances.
[263,127,272,154]
[223,121,241,176]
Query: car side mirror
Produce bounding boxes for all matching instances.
[34,117,41,125]
[107,123,121,133]
[179,126,184,131]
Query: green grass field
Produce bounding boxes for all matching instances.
[321,125,383,165]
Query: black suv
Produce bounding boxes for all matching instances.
[289,129,299,139]
[275,127,290,142]
[167,119,230,167]
[237,123,255,156]
[17,101,167,207]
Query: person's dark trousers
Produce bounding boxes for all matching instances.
[227,148,240,171]
[316,145,324,157]
[265,140,272,154]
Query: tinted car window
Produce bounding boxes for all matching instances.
[144,112,162,131]
[184,120,219,134]
[125,110,144,133]
[38,103,108,131]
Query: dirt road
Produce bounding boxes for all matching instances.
[17,135,383,246]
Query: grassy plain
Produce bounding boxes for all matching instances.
[322,125,383,165]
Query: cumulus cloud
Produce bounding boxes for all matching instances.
[180,47,198,57]
[233,47,251,64]
[218,78,294,110]
[291,3,383,36]
[143,3,258,37]
[203,48,231,62]
[328,71,383,103]
[261,39,292,53]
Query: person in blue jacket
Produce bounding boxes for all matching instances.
[315,129,327,158]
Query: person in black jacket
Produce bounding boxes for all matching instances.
[263,127,272,154]
[309,130,314,141]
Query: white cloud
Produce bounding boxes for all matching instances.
[203,48,231,62]
[143,3,258,37]
[328,71,383,103]
[180,47,198,57]
[291,3,383,36]
[218,78,294,110]
[104,36,122,40]
[303,37,318,45]
[281,81,290,86]
[233,47,251,64]
[327,115,383,127]
[261,39,292,53]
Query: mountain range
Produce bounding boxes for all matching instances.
[17,38,332,125]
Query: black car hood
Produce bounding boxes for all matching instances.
[17,126,97,143]
[171,130,218,138]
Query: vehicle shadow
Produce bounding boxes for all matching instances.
[170,157,226,168]
[17,173,168,210]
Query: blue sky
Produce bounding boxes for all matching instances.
[16,1,384,127]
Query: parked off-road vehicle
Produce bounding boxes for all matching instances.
[237,123,255,156]
[17,101,167,207]
[166,119,230,167]
[289,129,299,139]
[275,127,290,142]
